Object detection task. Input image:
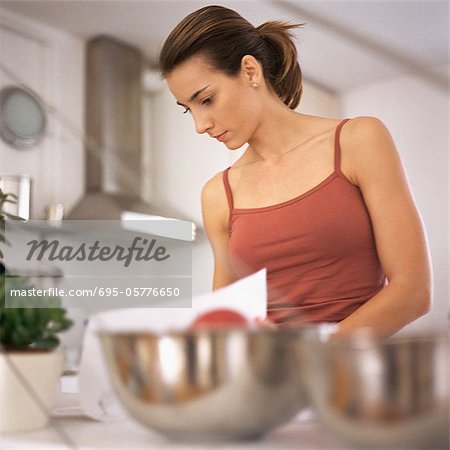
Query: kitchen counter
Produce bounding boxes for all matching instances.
[0,392,351,450]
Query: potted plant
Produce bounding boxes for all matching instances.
[0,189,73,433]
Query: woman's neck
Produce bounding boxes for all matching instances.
[246,103,312,164]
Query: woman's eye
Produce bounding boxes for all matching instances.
[181,97,212,114]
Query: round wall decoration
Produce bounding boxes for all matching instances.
[0,85,47,149]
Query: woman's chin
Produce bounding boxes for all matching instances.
[226,139,247,151]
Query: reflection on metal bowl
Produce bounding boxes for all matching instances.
[303,332,449,449]
[99,328,312,442]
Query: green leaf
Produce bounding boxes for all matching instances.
[11,324,33,348]
[33,336,59,351]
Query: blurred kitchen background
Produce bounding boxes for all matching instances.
[0,0,448,351]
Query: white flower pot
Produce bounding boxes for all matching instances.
[0,351,63,433]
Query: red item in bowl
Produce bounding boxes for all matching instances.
[190,308,249,329]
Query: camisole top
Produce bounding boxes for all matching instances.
[223,118,386,326]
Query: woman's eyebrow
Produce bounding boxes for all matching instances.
[176,85,210,106]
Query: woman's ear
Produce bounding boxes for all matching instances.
[240,55,263,85]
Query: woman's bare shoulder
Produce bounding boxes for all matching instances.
[340,116,399,185]
[341,116,392,155]
[202,170,228,201]
[343,115,386,134]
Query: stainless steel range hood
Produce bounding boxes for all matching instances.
[68,36,195,241]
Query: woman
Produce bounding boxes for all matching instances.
[159,5,431,336]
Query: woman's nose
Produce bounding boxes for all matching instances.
[193,112,213,135]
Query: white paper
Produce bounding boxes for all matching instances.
[78,269,267,421]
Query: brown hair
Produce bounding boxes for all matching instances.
[159,5,305,109]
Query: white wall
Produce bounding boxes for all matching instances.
[0,8,84,219]
[300,81,341,119]
[341,74,448,333]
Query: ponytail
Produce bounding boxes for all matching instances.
[256,22,304,109]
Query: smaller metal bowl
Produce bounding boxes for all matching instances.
[302,332,449,449]
[99,328,312,442]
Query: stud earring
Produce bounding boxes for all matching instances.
[251,82,258,88]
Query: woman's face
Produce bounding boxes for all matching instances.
[166,55,263,150]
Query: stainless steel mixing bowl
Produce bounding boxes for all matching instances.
[302,332,449,449]
[99,328,312,442]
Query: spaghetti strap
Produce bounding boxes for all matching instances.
[223,167,234,210]
[334,118,351,175]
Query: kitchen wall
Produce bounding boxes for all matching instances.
[341,73,449,333]
[0,8,84,219]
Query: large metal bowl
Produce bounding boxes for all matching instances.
[99,328,312,442]
[302,332,449,449]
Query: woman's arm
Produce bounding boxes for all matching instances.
[335,116,432,337]
[201,172,240,290]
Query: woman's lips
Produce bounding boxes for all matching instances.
[216,131,227,142]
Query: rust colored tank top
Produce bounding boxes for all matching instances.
[223,118,386,326]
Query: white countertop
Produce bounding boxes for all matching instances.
[0,392,351,450]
